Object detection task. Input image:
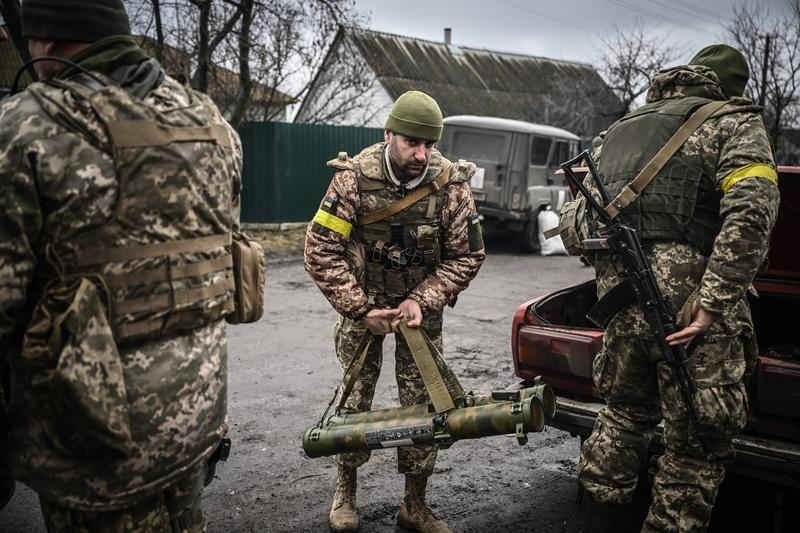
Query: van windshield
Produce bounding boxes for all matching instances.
[451,130,508,162]
[531,137,552,166]
[554,140,575,166]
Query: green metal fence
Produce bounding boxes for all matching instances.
[238,122,384,223]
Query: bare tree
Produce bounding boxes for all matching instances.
[125,0,369,127]
[289,26,382,126]
[596,19,680,116]
[725,0,800,164]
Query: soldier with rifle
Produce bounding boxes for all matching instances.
[305,91,485,533]
[559,45,780,532]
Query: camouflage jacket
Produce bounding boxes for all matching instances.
[594,65,780,343]
[0,55,242,509]
[305,143,485,320]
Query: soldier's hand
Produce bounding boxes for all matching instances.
[666,303,717,346]
[398,299,423,328]
[361,308,403,335]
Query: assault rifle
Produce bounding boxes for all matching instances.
[560,150,716,453]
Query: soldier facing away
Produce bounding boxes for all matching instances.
[0,0,243,530]
[575,45,780,532]
[305,91,486,532]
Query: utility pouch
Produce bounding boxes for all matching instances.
[21,277,132,459]
[226,231,266,324]
[554,195,589,256]
[365,261,385,294]
[415,224,440,265]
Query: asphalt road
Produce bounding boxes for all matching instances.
[2,237,796,532]
[0,237,592,532]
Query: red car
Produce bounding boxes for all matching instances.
[511,166,800,489]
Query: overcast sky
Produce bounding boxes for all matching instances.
[351,0,791,67]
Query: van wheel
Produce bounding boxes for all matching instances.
[517,217,540,253]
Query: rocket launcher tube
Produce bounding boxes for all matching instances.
[320,384,556,426]
[303,395,547,459]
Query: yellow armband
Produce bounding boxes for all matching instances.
[313,210,352,238]
[721,163,778,193]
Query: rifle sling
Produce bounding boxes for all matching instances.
[605,100,728,219]
[587,277,637,329]
[357,163,451,226]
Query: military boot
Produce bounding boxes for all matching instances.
[580,492,638,533]
[329,465,359,532]
[397,475,452,533]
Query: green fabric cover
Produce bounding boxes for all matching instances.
[384,91,443,141]
[689,44,749,97]
[22,0,130,42]
[599,96,723,255]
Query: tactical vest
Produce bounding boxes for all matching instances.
[31,75,237,344]
[331,143,470,306]
[599,96,723,255]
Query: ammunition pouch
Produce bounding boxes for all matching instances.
[226,232,266,324]
[364,239,436,300]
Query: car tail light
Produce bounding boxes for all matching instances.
[517,326,597,379]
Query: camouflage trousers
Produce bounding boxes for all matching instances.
[333,311,444,476]
[578,331,749,533]
[40,461,207,533]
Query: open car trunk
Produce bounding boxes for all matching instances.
[524,277,800,441]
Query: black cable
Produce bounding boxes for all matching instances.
[11,56,107,94]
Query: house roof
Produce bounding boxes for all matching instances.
[134,35,296,109]
[444,115,580,140]
[343,27,623,138]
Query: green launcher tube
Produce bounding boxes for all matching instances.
[303,394,548,459]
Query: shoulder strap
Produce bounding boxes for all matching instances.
[605,100,728,219]
[356,162,451,226]
[398,322,456,413]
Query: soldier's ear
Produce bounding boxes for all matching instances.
[384,130,393,143]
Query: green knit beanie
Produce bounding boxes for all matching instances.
[689,44,749,97]
[385,91,443,141]
[22,0,131,42]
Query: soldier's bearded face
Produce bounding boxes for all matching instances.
[386,132,434,181]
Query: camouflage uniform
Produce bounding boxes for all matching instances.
[577,65,780,532]
[305,142,485,475]
[0,37,241,529]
